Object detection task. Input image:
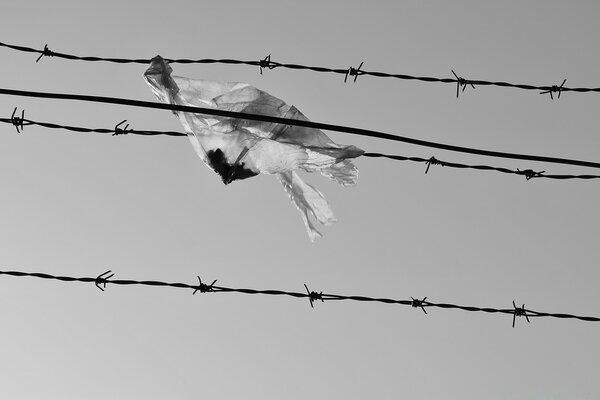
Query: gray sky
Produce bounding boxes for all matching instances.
[1,1,599,399]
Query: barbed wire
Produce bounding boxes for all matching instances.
[2,88,600,171]
[2,109,598,181]
[0,107,187,137]
[363,153,600,180]
[1,41,599,98]
[0,269,598,327]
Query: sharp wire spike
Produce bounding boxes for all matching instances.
[512,300,531,328]
[540,79,567,99]
[517,168,546,180]
[10,107,25,133]
[36,44,53,63]
[451,70,476,98]
[113,119,130,136]
[425,156,440,174]
[95,270,114,292]
[259,54,273,75]
[345,61,364,83]
[304,284,323,308]
[411,296,428,314]
[193,276,217,295]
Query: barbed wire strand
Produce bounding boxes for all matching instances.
[1,41,599,97]
[362,152,600,180]
[2,89,600,170]
[0,269,598,327]
[2,112,598,181]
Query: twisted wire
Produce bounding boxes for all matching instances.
[0,115,187,137]
[362,152,600,180]
[1,41,599,96]
[1,113,598,180]
[1,87,600,170]
[0,269,598,326]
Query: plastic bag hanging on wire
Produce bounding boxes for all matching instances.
[144,56,363,240]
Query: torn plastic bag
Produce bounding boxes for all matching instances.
[144,56,364,241]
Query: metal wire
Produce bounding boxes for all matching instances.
[0,269,597,327]
[362,152,600,180]
[0,110,187,137]
[1,41,598,97]
[1,89,600,170]
[2,112,598,181]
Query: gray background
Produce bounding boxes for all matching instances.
[1,1,599,399]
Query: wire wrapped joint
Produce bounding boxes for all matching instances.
[112,120,131,136]
[10,107,25,133]
[36,44,54,63]
[512,300,531,328]
[193,276,218,295]
[516,168,545,180]
[95,270,115,292]
[304,284,324,308]
[345,61,364,83]
[425,156,443,174]
[411,296,428,314]
[259,54,275,75]
[540,79,567,100]
[451,70,476,98]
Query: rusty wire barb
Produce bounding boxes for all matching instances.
[344,61,364,83]
[540,79,567,99]
[304,284,324,308]
[4,41,596,96]
[451,70,476,98]
[94,270,115,292]
[0,268,598,326]
[512,301,531,328]
[193,276,218,295]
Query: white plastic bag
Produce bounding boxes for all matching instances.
[144,56,363,240]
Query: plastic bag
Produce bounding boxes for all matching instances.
[144,56,363,240]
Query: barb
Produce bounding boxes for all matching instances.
[1,88,600,171]
[540,79,567,100]
[1,113,598,181]
[192,276,217,294]
[95,270,114,292]
[304,284,324,308]
[112,119,131,136]
[516,168,546,180]
[512,300,531,328]
[451,70,476,98]
[0,268,598,326]
[2,41,599,96]
[411,297,428,314]
[259,54,274,75]
[10,107,24,133]
[424,156,443,174]
[35,44,54,63]
[344,61,364,83]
